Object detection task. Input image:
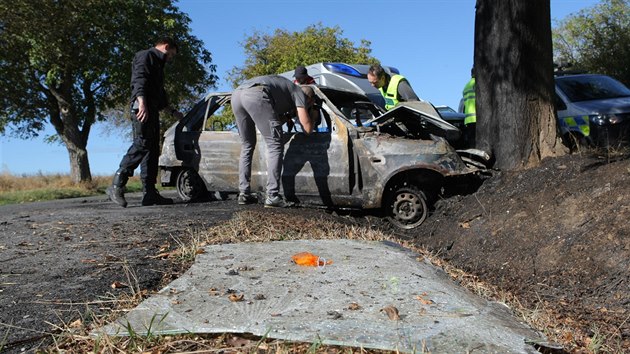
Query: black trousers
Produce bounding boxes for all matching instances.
[118,107,161,188]
[464,123,476,148]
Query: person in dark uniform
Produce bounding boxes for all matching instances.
[232,75,316,208]
[293,65,316,85]
[367,63,419,110]
[107,37,183,208]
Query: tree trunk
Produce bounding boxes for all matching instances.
[474,0,564,170]
[66,143,92,184]
[46,82,94,184]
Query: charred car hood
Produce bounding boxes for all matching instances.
[365,101,462,142]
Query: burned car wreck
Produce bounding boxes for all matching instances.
[159,86,488,229]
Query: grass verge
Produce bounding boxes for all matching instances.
[0,173,144,205]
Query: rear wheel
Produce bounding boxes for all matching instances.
[384,184,428,229]
[176,168,207,202]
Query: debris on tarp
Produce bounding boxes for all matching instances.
[291,251,333,267]
[380,305,401,321]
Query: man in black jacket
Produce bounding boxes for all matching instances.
[107,37,183,207]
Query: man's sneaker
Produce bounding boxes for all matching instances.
[237,193,258,205]
[264,195,294,208]
[106,185,127,208]
[141,190,174,206]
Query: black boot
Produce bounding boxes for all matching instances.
[141,186,173,206]
[107,169,129,208]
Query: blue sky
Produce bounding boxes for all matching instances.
[1,0,600,176]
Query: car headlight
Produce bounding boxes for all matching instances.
[592,114,623,125]
[607,114,624,125]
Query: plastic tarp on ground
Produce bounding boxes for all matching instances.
[96,239,545,353]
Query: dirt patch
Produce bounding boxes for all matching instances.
[412,153,630,351]
[1,153,629,352]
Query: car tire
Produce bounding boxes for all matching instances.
[384,184,428,229]
[176,168,207,202]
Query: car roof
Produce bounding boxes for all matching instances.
[278,62,400,107]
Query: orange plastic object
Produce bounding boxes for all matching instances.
[291,252,333,267]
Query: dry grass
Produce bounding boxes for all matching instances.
[0,172,111,192]
[0,172,143,205]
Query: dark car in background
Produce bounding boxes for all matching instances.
[158,86,488,229]
[555,74,630,149]
[435,105,467,148]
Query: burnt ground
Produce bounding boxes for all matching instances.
[413,153,630,352]
[0,153,629,353]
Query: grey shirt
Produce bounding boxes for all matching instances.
[237,75,308,116]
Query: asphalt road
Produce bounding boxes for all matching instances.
[0,191,237,353]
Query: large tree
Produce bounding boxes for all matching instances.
[0,0,217,183]
[229,23,375,87]
[474,0,564,170]
[553,0,630,86]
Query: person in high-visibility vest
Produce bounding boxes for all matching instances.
[367,64,419,110]
[462,67,476,147]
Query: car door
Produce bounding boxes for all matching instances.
[194,95,257,193]
[280,106,352,207]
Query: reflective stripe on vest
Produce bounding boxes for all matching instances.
[559,115,590,137]
[463,77,476,125]
[379,74,406,110]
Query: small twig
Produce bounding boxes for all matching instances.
[25,299,128,306]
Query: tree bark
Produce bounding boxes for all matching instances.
[66,143,92,184]
[474,0,564,170]
[46,85,94,184]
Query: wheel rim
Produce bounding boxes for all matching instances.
[388,188,428,229]
[176,169,204,202]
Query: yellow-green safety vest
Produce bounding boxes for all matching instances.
[559,115,590,137]
[379,74,406,110]
[463,77,476,125]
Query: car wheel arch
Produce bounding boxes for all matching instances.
[378,169,445,229]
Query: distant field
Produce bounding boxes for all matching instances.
[0,173,143,205]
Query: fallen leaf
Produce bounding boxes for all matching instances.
[226,336,253,347]
[381,305,401,320]
[348,302,362,310]
[416,295,434,305]
[111,281,128,289]
[69,319,82,328]
[152,252,174,259]
[195,248,206,254]
[459,222,470,229]
[228,293,244,302]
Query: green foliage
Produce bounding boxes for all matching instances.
[0,0,217,179]
[553,0,630,85]
[229,23,376,87]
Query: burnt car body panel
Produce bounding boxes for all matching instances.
[159,86,484,228]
